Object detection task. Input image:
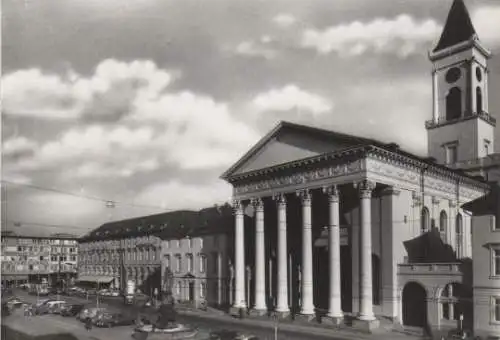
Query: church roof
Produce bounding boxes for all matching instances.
[433,0,477,53]
[221,120,489,189]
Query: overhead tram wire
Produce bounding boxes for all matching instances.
[1,179,232,213]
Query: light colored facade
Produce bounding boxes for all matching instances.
[220,0,497,336]
[78,233,161,291]
[160,232,230,307]
[464,185,500,338]
[1,230,78,286]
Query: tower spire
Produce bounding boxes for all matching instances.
[433,0,477,53]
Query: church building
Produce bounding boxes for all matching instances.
[221,0,499,337]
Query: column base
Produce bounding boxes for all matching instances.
[321,315,344,326]
[272,310,290,319]
[295,313,316,323]
[249,308,267,317]
[352,318,380,333]
[229,306,247,317]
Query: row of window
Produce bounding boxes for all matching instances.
[164,253,211,274]
[14,246,76,253]
[6,239,77,245]
[164,236,221,250]
[171,281,207,299]
[79,249,158,263]
[421,207,467,256]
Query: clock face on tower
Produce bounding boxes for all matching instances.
[445,67,461,84]
[476,67,482,82]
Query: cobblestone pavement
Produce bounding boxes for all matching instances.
[6,290,425,340]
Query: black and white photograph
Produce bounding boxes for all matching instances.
[1,0,500,339]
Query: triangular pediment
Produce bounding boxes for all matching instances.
[221,121,375,179]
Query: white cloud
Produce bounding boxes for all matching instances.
[135,179,232,211]
[472,6,500,48]
[234,41,277,59]
[272,13,297,28]
[2,136,37,156]
[3,60,260,176]
[252,84,333,115]
[2,59,173,120]
[300,14,442,57]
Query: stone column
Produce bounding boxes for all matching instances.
[323,185,343,324]
[297,189,315,318]
[273,193,289,316]
[356,180,377,323]
[251,198,267,314]
[233,199,246,310]
[432,68,439,122]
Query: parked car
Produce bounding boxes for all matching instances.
[60,304,84,317]
[6,297,24,309]
[109,290,120,297]
[77,307,106,321]
[93,311,136,328]
[48,301,68,314]
[208,330,260,340]
[36,300,66,315]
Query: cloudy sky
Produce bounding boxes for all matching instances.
[2,0,500,235]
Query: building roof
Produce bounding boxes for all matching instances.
[433,0,477,53]
[462,183,499,215]
[221,120,489,190]
[79,204,234,242]
[0,227,80,240]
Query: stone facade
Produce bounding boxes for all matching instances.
[160,232,230,307]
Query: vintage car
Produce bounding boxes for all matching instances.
[60,304,85,317]
[93,311,136,328]
[77,307,106,321]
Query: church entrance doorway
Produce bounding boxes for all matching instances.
[402,282,427,328]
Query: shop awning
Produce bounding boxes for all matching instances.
[1,275,29,281]
[76,276,115,283]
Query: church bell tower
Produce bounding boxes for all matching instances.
[427,0,495,166]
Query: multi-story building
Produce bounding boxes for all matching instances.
[1,229,79,287]
[463,184,500,338]
[78,219,163,292]
[159,204,232,307]
[77,205,232,302]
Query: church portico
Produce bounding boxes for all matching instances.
[221,120,488,332]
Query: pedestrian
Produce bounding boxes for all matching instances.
[85,317,92,332]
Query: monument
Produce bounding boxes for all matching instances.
[132,267,198,339]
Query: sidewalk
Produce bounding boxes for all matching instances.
[177,309,427,340]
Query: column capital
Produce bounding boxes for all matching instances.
[296,189,312,203]
[380,186,401,197]
[354,180,376,198]
[432,196,440,205]
[250,197,264,211]
[232,199,244,212]
[272,193,287,205]
[323,185,339,202]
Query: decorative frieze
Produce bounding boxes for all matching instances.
[234,159,363,195]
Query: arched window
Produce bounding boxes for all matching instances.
[446,87,462,121]
[476,87,483,114]
[456,214,463,258]
[421,207,430,233]
[439,210,448,241]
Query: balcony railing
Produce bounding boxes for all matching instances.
[425,111,496,129]
[398,262,463,275]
